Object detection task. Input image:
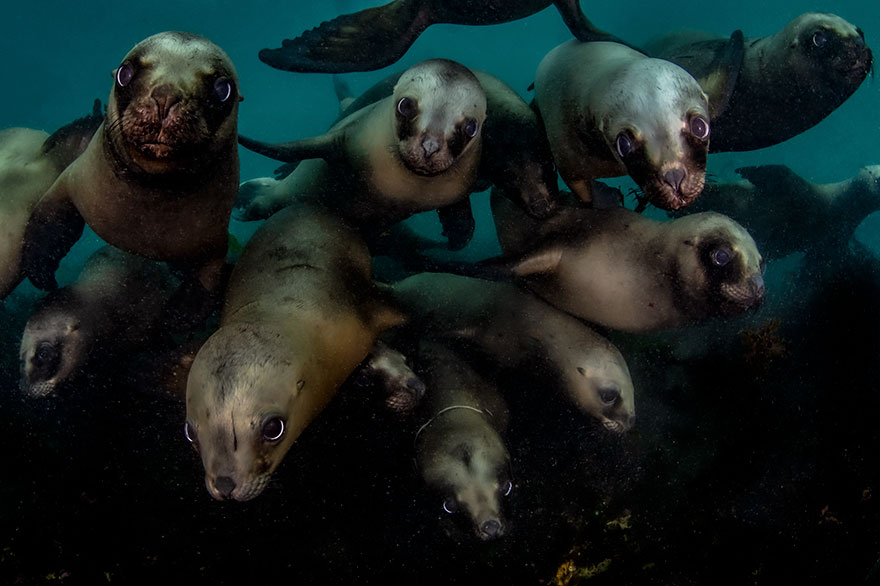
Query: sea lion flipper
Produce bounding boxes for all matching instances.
[552,0,642,52]
[234,178,285,222]
[40,99,104,169]
[508,247,564,277]
[736,164,811,193]
[437,198,476,251]
[258,0,427,73]
[698,30,745,119]
[21,179,85,290]
[238,132,338,164]
[273,161,300,180]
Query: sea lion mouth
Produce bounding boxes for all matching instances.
[22,378,58,398]
[720,274,766,311]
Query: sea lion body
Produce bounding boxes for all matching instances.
[414,341,512,541]
[22,32,241,296]
[392,273,635,431]
[185,202,405,501]
[534,40,711,211]
[491,194,765,332]
[237,59,485,231]
[19,246,177,397]
[646,13,872,152]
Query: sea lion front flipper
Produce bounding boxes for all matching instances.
[40,98,104,169]
[437,198,476,251]
[697,30,745,119]
[552,0,642,52]
[21,179,85,290]
[258,0,428,73]
[735,164,812,194]
[507,247,564,277]
[238,132,341,165]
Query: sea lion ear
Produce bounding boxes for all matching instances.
[698,30,745,119]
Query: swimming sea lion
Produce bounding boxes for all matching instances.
[19,246,177,397]
[486,192,765,332]
[646,13,873,152]
[534,40,712,211]
[0,101,103,299]
[184,202,405,501]
[391,272,635,432]
[413,340,512,541]
[688,164,880,262]
[237,59,486,244]
[258,0,620,73]
[21,32,241,304]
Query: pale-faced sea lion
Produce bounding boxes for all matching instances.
[236,59,486,244]
[534,40,712,211]
[258,0,620,73]
[184,202,405,501]
[486,192,765,332]
[21,32,241,303]
[19,246,177,397]
[413,340,512,541]
[0,101,103,299]
[391,273,635,432]
[687,164,880,262]
[646,13,873,152]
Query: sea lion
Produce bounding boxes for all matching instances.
[390,273,635,432]
[236,58,486,247]
[0,101,103,299]
[484,191,766,332]
[19,246,177,398]
[687,164,880,262]
[413,340,512,541]
[258,0,620,73]
[184,202,406,501]
[646,13,873,152]
[534,40,712,211]
[21,32,241,306]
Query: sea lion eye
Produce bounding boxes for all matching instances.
[33,342,58,368]
[184,421,198,444]
[213,77,233,102]
[261,416,285,441]
[116,62,134,88]
[616,132,633,158]
[502,480,513,497]
[812,30,828,48]
[711,247,732,267]
[464,118,479,138]
[597,385,621,406]
[689,115,710,140]
[397,96,418,119]
[442,497,458,514]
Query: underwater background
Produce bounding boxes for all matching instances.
[1,1,879,584]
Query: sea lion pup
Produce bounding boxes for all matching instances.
[258,0,620,73]
[21,32,241,308]
[184,202,406,502]
[236,59,486,250]
[0,101,104,300]
[483,192,765,332]
[646,13,873,152]
[413,340,512,541]
[686,164,880,262]
[19,246,177,398]
[534,40,712,211]
[390,273,635,432]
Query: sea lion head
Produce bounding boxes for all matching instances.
[391,59,487,176]
[561,341,636,433]
[185,324,309,502]
[419,416,513,541]
[669,212,766,318]
[602,59,710,211]
[105,31,241,178]
[19,294,88,398]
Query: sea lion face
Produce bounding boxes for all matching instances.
[564,347,636,433]
[185,326,304,501]
[105,31,240,177]
[605,60,710,211]
[421,425,513,541]
[672,212,766,317]
[19,306,86,397]
[392,59,487,176]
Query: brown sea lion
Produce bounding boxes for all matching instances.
[0,101,103,299]
[258,0,620,73]
[19,246,177,397]
[534,40,713,211]
[184,202,405,501]
[21,32,241,306]
[646,13,873,152]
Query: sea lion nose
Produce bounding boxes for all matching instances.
[663,168,685,192]
[214,476,236,499]
[750,274,765,304]
[151,84,183,120]
[480,519,503,539]
[422,136,441,157]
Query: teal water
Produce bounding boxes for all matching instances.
[1,1,879,584]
